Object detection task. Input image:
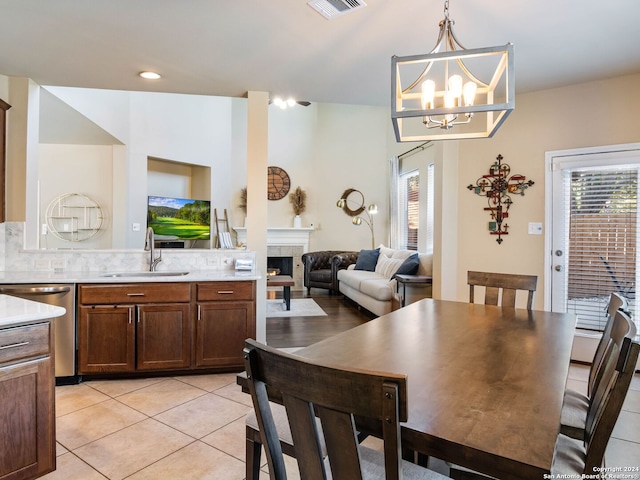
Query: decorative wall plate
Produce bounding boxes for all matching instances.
[46,193,104,242]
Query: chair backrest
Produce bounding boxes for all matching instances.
[588,293,629,396]
[583,310,638,473]
[467,271,538,309]
[243,338,408,480]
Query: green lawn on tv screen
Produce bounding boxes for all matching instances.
[149,217,210,240]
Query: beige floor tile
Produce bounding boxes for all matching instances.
[606,437,640,469]
[174,372,238,392]
[40,452,107,480]
[568,363,590,381]
[126,441,246,480]
[55,383,110,417]
[201,416,247,461]
[611,410,640,443]
[154,392,250,438]
[85,377,165,398]
[622,387,640,414]
[214,381,253,407]
[565,378,588,395]
[56,399,147,450]
[116,378,207,416]
[630,372,640,391]
[260,454,301,480]
[73,418,193,480]
[55,442,68,456]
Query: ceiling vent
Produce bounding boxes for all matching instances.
[307,0,367,19]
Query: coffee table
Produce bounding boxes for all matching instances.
[266,275,295,310]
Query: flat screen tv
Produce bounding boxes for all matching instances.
[147,196,211,241]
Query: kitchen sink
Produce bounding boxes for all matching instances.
[100,271,190,278]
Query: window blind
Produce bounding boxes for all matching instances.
[563,166,637,330]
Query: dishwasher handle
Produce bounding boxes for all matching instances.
[0,285,72,295]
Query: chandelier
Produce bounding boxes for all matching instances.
[391,0,514,142]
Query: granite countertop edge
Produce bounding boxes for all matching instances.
[0,270,262,284]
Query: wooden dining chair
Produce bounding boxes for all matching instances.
[560,292,629,439]
[552,311,639,475]
[467,271,538,309]
[243,338,449,480]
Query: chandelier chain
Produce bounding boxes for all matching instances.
[444,0,449,19]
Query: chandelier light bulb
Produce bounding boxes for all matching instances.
[421,80,436,109]
[448,75,463,103]
[286,98,296,107]
[463,81,477,106]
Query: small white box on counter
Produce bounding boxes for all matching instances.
[235,258,254,270]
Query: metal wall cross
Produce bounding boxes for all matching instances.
[467,154,534,244]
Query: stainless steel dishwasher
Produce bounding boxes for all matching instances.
[0,284,76,382]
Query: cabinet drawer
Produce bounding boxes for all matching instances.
[0,322,50,364]
[197,281,255,301]
[79,283,191,304]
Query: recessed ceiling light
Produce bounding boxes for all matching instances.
[139,71,161,80]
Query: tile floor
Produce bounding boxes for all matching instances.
[42,364,640,480]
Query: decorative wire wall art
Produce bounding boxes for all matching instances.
[467,154,534,244]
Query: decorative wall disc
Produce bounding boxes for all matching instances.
[46,193,104,242]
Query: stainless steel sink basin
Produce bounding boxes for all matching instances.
[100,271,190,278]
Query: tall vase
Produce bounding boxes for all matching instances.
[293,215,302,228]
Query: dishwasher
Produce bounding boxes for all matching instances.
[0,284,77,383]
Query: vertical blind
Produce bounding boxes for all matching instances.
[563,166,637,330]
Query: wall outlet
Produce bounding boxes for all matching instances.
[51,259,67,271]
[132,223,141,231]
[41,223,48,235]
[207,257,220,267]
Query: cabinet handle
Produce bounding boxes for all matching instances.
[0,341,29,350]
[129,308,133,324]
[127,293,145,297]
[217,291,234,294]
[197,305,201,321]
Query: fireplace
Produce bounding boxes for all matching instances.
[267,256,293,277]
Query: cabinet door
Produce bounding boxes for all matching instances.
[195,301,255,368]
[137,304,191,371]
[78,306,135,374]
[0,358,55,480]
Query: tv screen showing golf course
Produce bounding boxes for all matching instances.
[147,196,211,240]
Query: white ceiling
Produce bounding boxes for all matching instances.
[2,0,640,106]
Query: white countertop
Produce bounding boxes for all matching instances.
[0,270,261,284]
[0,295,66,328]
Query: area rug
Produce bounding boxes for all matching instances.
[266,298,327,318]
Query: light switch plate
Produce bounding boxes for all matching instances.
[528,222,543,235]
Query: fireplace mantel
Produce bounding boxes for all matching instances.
[234,227,314,252]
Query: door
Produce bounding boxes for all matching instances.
[137,303,191,371]
[547,144,640,330]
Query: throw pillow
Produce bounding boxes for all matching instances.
[375,254,406,279]
[394,253,420,276]
[354,248,380,271]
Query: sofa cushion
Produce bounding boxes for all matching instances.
[374,255,406,279]
[378,245,415,261]
[395,253,420,276]
[359,278,395,301]
[338,269,381,290]
[354,248,380,271]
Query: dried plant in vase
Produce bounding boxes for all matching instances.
[239,187,247,213]
[289,186,307,215]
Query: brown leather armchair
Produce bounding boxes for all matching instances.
[302,250,359,293]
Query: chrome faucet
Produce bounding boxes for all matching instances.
[144,227,162,271]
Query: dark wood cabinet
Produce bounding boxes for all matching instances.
[0,321,55,480]
[0,98,11,223]
[77,280,256,375]
[195,281,256,368]
[77,283,191,375]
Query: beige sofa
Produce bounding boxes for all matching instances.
[336,245,433,316]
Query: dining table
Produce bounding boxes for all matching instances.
[241,298,577,479]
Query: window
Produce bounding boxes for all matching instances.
[399,170,419,251]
